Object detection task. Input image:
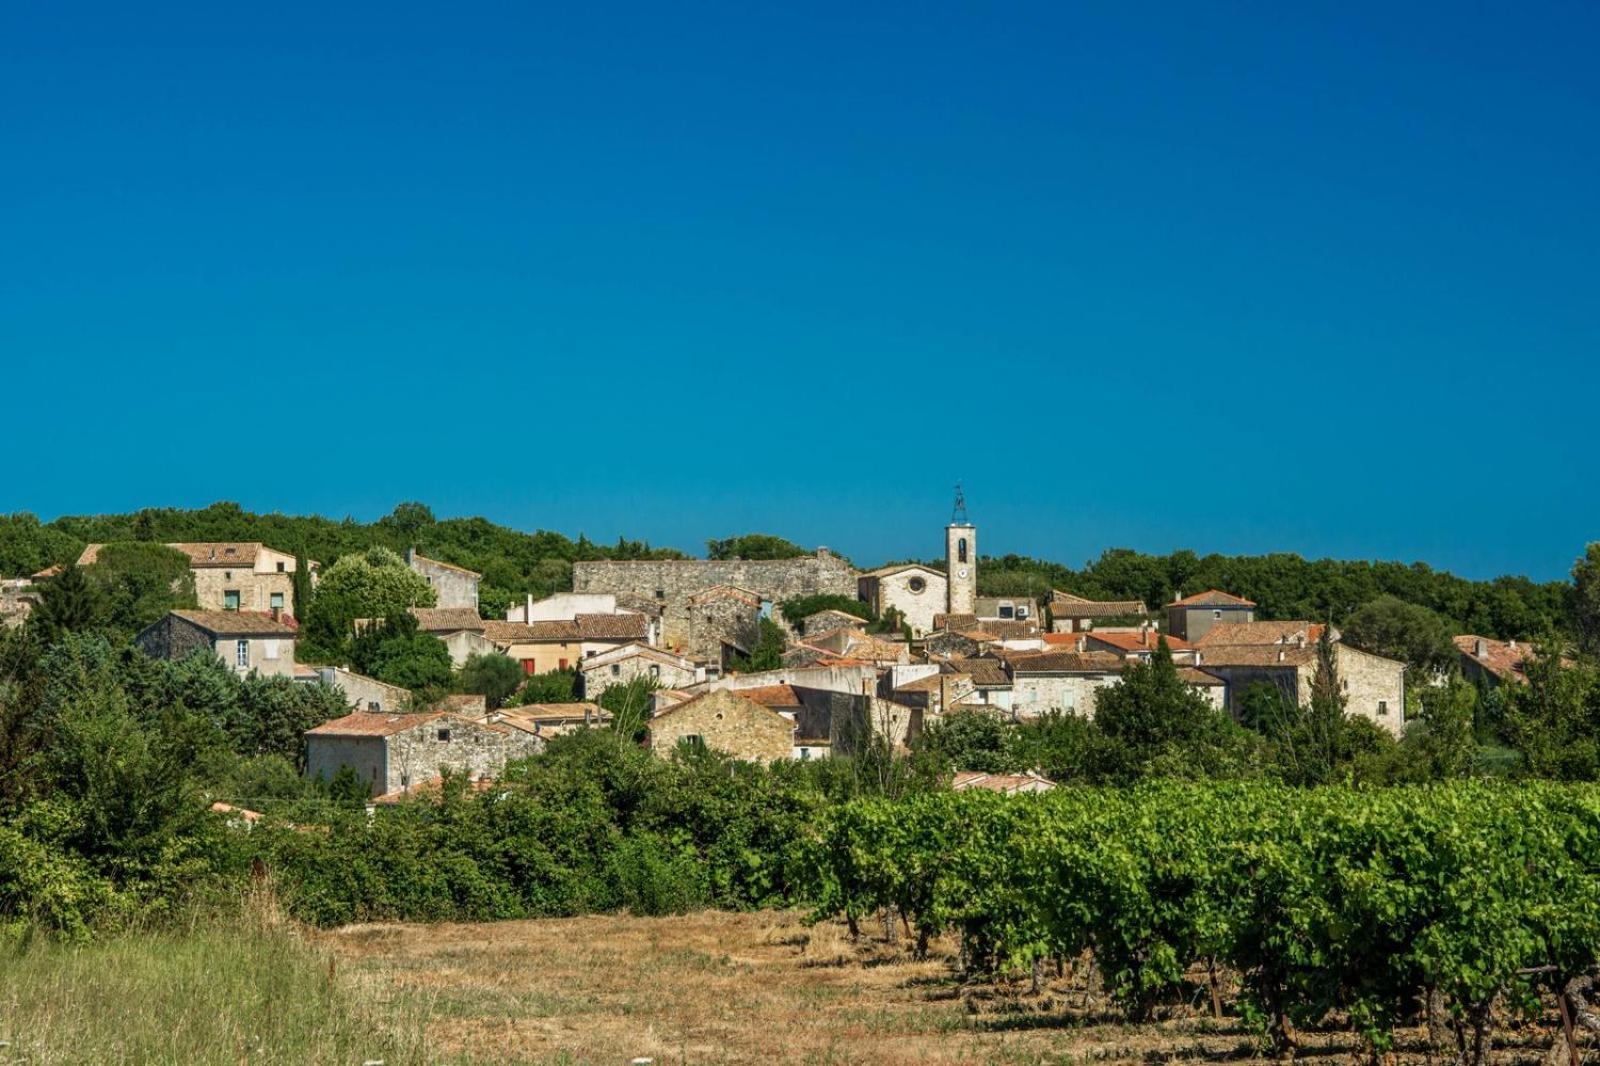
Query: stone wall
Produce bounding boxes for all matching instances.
[647,689,793,763]
[385,715,540,794]
[575,551,857,615]
[867,568,946,637]
[1333,644,1406,735]
[305,735,386,794]
[1010,672,1120,719]
[135,614,214,663]
[407,552,479,611]
[582,651,698,699]
[673,595,761,665]
[193,568,296,616]
[323,667,413,714]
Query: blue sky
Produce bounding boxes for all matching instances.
[2,2,1595,580]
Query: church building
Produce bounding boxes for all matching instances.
[857,489,978,637]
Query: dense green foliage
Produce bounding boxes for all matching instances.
[456,651,524,711]
[706,533,808,560]
[1340,594,1458,676]
[300,547,436,663]
[978,547,1572,640]
[808,782,1600,1060]
[731,617,787,672]
[347,612,453,696]
[777,594,873,630]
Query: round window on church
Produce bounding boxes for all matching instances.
[908,577,926,594]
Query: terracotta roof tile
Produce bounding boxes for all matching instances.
[1194,621,1322,648]
[410,607,487,632]
[170,609,298,636]
[1165,589,1256,608]
[305,711,447,737]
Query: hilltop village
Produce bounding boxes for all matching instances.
[5,499,1538,804]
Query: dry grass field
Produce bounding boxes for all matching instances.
[320,910,1577,1066]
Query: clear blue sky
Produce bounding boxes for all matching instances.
[3,2,1595,580]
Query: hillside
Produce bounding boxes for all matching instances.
[0,501,1574,638]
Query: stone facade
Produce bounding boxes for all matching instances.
[800,609,869,638]
[1010,668,1122,719]
[1200,642,1406,736]
[674,586,761,665]
[319,667,413,714]
[858,565,947,637]
[580,643,701,699]
[0,578,39,630]
[647,689,795,763]
[135,610,297,678]
[81,542,302,617]
[406,550,480,611]
[305,711,541,797]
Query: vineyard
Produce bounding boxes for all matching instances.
[807,782,1600,1063]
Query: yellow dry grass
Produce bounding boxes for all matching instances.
[323,910,1584,1065]
[322,910,1267,1065]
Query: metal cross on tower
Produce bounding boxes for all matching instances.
[951,482,969,524]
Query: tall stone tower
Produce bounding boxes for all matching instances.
[945,484,977,615]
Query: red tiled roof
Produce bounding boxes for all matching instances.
[170,609,298,636]
[1453,634,1546,683]
[1086,630,1194,652]
[1194,621,1322,648]
[738,683,804,707]
[305,711,447,737]
[1165,589,1256,609]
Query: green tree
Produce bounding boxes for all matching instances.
[291,553,314,622]
[82,542,197,641]
[1341,595,1456,677]
[348,612,452,695]
[458,652,524,711]
[913,708,1019,773]
[1573,542,1600,658]
[706,534,806,561]
[731,618,786,672]
[300,547,436,662]
[1501,644,1600,779]
[517,667,579,704]
[30,563,96,643]
[1090,639,1257,782]
[778,594,872,631]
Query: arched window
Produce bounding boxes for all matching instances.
[958,538,968,564]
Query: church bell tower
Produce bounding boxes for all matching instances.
[945,484,976,615]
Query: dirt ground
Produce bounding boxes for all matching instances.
[320,911,1572,1066]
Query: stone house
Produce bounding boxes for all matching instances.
[0,577,40,630]
[1197,641,1406,735]
[645,689,795,764]
[1165,590,1256,642]
[792,608,864,639]
[313,666,412,714]
[81,541,304,617]
[1047,591,1148,633]
[493,702,611,738]
[304,710,541,798]
[858,564,947,637]
[405,550,480,611]
[481,614,651,676]
[1082,628,1200,665]
[675,585,761,666]
[580,643,703,699]
[736,683,832,760]
[1454,634,1545,688]
[407,607,498,666]
[507,592,664,647]
[892,671,977,717]
[135,609,298,678]
[1007,651,1126,719]
[790,627,909,666]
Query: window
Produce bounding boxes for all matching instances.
[235,640,249,667]
[270,592,284,610]
[521,659,536,676]
[263,639,279,660]
[908,576,926,594]
[276,561,286,573]
[610,664,621,676]
[649,665,660,679]
[958,538,968,564]
[224,590,241,610]
[682,734,705,752]
[798,747,811,761]
[1213,610,1222,620]
[367,701,380,712]
[654,589,666,600]
[1378,701,1389,716]
[998,603,1015,619]
[437,728,452,742]
[559,658,569,670]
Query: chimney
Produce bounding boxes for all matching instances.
[1277,649,1286,663]
[1508,639,1517,651]
[1475,638,1487,658]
